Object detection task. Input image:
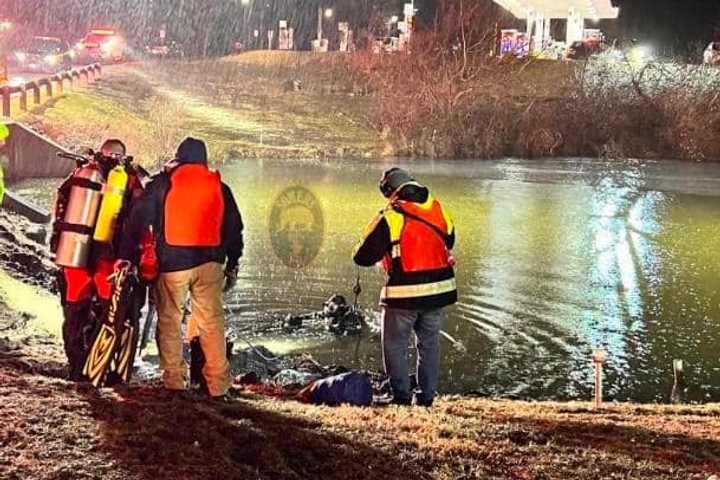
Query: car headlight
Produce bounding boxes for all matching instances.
[15,52,26,62]
[45,55,58,65]
[101,38,118,53]
[632,46,653,61]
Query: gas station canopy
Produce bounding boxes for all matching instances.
[493,0,619,20]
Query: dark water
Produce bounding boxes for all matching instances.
[13,158,720,402]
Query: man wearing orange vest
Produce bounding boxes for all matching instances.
[353,168,456,407]
[118,137,244,399]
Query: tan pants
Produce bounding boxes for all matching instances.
[155,261,230,396]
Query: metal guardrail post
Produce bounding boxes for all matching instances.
[0,64,101,117]
[42,78,53,97]
[1,87,10,117]
[54,74,63,95]
[29,82,40,105]
[63,72,73,90]
[18,86,27,111]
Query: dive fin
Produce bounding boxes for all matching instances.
[82,267,132,388]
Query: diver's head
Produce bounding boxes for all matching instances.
[97,138,126,171]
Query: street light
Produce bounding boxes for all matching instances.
[390,15,399,23]
[324,8,334,19]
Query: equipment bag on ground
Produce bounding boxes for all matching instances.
[298,371,373,407]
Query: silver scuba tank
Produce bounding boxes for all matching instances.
[55,163,105,268]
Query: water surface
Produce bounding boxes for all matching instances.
[14,158,720,402]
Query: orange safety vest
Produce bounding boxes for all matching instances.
[381,196,456,301]
[164,164,225,247]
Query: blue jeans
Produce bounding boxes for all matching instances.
[382,307,443,402]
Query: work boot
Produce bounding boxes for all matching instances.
[62,301,92,382]
[373,393,411,406]
[412,394,434,408]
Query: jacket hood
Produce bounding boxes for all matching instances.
[174,137,208,165]
[397,183,429,203]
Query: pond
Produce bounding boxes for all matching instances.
[12,157,720,402]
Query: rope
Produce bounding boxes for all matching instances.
[353,265,362,308]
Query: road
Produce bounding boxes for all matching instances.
[7,67,62,87]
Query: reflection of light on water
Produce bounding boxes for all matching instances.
[0,270,61,337]
[245,336,327,355]
[586,173,665,386]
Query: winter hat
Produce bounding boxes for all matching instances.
[175,137,208,164]
[379,167,414,198]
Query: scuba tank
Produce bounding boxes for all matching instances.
[93,163,129,243]
[55,162,105,268]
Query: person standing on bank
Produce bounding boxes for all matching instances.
[353,168,457,407]
[118,137,243,399]
[51,139,145,381]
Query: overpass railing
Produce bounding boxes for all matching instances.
[0,63,102,117]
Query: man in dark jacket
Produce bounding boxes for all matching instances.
[118,137,243,398]
[353,168,456,407]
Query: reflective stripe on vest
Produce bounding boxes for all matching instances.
[164,164,224,247]
[381,278,457,299]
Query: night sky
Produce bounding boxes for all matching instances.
[615,0,720,52]
[416,0,719,55]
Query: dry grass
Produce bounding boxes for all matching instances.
[1,299,719,480]
[2,282,720,480]
[15,58,383,166]
[338,0,720,161]
[1,350,719,480]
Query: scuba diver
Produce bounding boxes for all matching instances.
[282,294,365,336]
[50,139,145,382]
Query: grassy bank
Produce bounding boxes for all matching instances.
[18,51,720,164]
[1,288,719,480]
[345,46,720,161]
[1,339,720,480]
[16,56,384,168]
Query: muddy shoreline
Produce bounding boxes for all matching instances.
[0,210,56,292]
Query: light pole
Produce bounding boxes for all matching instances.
[317,6,333,41]
[240,0,251,49]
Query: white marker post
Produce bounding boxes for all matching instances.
[592,349,607,408]
[671,359,685,404]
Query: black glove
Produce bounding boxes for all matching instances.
[223,266,239,292]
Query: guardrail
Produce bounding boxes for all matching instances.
[0,63,102,117]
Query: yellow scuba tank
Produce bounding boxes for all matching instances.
[55,163,105,268]
[93,164,129,243]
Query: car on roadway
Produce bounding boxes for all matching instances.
[144,40,184,59]
[703,42,720,65]
[12,36,73,73]
[74,28,127,63]
[566,40,607,60]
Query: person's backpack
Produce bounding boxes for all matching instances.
[298,371,373,407]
